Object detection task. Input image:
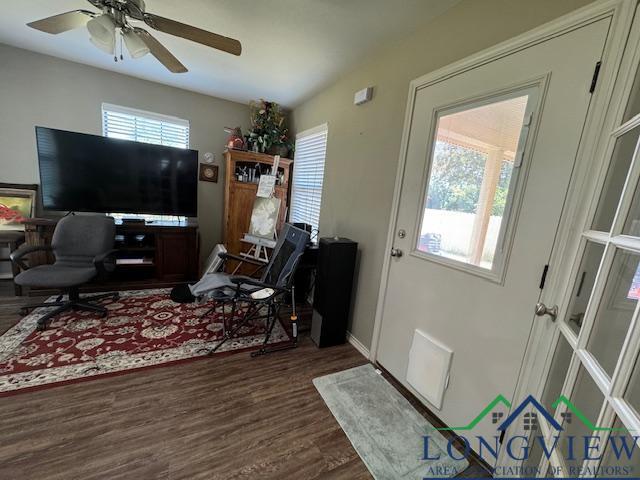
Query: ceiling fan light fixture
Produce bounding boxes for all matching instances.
[87,14,116,54]
[123,30,150,59]
[89,35,115,55]
[27,3,241,73]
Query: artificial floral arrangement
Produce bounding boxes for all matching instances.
[247,99,294,156]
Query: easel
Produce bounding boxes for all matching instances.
[233,235,277,274]
[233,156,282,274]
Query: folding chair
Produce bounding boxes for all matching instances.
[197,223,310,356]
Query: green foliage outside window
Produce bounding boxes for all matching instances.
[426,141,512,217]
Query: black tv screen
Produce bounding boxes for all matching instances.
[35,127,198,217]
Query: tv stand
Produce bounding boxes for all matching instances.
[21,218,199,295]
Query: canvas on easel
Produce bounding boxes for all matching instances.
[236,196,281,268]
[249,196,281,239]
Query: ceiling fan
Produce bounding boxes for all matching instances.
[26,0,242,73]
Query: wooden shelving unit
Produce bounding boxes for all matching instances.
[222,150,292,272]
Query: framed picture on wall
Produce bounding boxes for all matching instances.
[0,183,38,232]
[199,163,219,183]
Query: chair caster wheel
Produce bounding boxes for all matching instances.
[113,293,120,301]
[37,323,46,331]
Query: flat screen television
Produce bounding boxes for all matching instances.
[35,126,198,217]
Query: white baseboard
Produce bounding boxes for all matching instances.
[346,331,370,359]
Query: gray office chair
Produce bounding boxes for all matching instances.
[11,215,119,330]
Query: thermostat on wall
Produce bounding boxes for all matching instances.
[354,87,373,105]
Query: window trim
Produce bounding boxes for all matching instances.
[296,123,328,140]
[290,123,328,239]
[410,81,545,284]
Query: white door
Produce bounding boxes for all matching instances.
[524,19,640,477]
[376,18,610,462]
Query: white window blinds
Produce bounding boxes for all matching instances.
[290,124,328,235]
[102,103,189,148]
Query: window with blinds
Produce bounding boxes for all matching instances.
[101,103,190,222]
[102,103,190,148]
[290,124,328,238]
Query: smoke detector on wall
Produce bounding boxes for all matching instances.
[354,87,373,106]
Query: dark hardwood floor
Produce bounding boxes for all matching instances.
[0,280,491,479]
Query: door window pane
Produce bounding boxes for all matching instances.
[624,350,640,417]
[559,365,605,475]
[587,249,640,377]
[565,242,606,335]
[623,63,640,124]
[542,334,574,410]
[622,177,640,236]
[592,126,640,232]
[597,418,640,478]
[418,94,531,271]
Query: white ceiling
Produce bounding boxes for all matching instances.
[0,0,461,107]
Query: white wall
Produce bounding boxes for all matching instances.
[0,44,250,263]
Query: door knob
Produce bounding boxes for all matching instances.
[535,302,558,321]
[390,248,403,258]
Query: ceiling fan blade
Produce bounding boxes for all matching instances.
[134,28,188,73]
[143,14,241,56]
[27,10,95,34]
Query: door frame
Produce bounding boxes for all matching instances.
[370,0,636,364]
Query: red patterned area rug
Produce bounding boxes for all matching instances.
[0,289,289,396]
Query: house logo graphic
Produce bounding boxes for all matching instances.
[422,394,637,478]
[436,394,624,433]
